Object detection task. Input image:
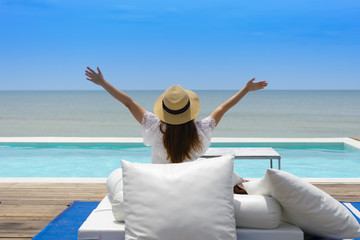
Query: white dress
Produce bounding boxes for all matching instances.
[142,111,216,164]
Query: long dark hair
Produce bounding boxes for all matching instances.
[160,120,202,163]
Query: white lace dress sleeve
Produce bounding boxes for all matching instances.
[195,116,216,157]
[142,111,161,146]
[141,111,169,163]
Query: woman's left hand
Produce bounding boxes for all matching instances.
[245,78,268,92]
[85,66,106,86]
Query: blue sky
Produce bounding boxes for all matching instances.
[0,0,359,90]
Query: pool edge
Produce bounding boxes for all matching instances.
[0,136,356,143]
[1,177,359,183]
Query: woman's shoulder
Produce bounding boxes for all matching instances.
[142,111,162,146]
[142,111,160,127]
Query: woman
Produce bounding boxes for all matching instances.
[85,66,268,193]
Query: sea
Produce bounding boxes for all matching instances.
[0,90,359,137]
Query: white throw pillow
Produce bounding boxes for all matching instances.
[107,157,244,223]
[233,195,281,229]
[197,157,244,186]
[243,169,360,239]
[121,155,236,240]
[232,171,245,186]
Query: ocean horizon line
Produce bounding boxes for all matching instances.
[1,89,360,92]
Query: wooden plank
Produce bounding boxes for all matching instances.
[0,238,31,240]
[0,208,64,218]
[313,183,360,202]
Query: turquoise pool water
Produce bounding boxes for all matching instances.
[1,142,359,178]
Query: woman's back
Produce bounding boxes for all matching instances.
[142,111,216,164]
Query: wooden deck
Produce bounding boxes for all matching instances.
[0,182,359,239]
[351,137,360,141]
[0,183,107,240]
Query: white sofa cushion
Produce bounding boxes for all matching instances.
[112,190,125,222]
[106,168,123,198]
[233,195,281,229]
[121,155,236,240]
[111,192,283,227]
[243,169,360,239]
[107,168,126,222]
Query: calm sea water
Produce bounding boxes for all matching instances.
[0,90,359,137]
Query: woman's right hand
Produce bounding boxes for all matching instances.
[85,66,146,124]
[85,66,106,86]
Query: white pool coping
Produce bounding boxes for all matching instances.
[1,177,360,183]
[1,137,359,183]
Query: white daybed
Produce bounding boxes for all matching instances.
[78,194,304,240]
[79,155,360,240]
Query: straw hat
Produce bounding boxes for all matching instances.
[154,85,200,125]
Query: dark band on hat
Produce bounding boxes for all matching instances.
[162,100,190,115]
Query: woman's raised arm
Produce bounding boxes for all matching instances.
[85,66,146,124]
[210,78,268,126]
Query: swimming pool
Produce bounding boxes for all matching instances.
[1,138,359,179]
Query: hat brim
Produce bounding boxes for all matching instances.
[154,89,200,125]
